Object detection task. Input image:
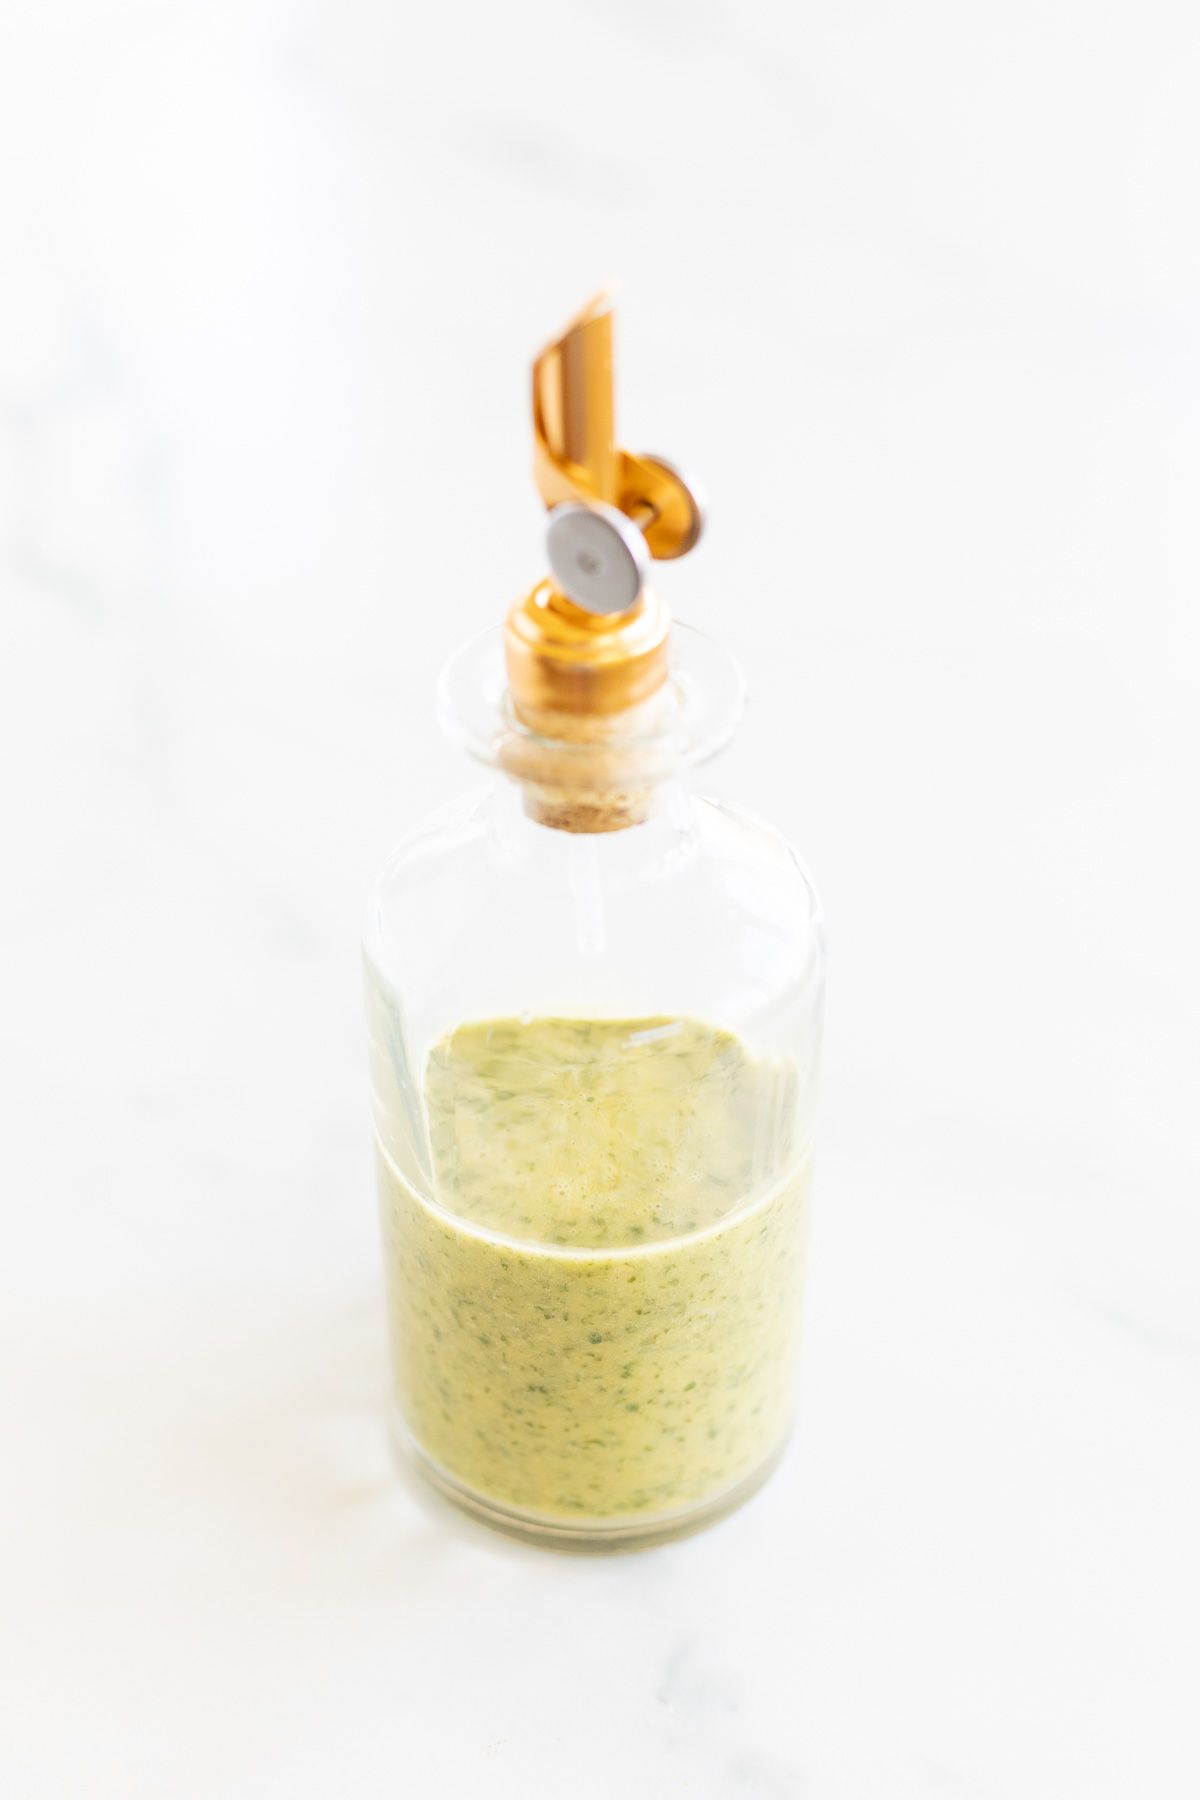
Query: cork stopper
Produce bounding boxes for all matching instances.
[503,691,675,833]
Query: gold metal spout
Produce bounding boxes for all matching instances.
[505,294,705,830]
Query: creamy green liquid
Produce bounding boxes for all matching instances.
[377,1016,809,1528]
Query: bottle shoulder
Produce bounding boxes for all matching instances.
[365,783,820,936]
[364,782,823,1027]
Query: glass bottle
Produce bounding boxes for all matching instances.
[363,297,824,1548]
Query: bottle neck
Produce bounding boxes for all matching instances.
[436,619,746,833]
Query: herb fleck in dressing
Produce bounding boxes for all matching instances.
[377,1016,809,1527]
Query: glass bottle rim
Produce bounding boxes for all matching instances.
[436,618,747,779]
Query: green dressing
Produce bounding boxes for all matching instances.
[377,1016,809,1526]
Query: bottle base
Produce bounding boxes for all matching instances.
[390,1411,789,1552]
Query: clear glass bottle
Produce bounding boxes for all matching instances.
[363,298,824,1548]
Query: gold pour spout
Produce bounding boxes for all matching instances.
[505,294,705,831]
[532,291,704,561]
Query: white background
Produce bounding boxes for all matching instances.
[3,2,1198,1795]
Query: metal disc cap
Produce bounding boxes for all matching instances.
[545,502,649,616]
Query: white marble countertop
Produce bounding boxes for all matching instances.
[3,3,1198,1795]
